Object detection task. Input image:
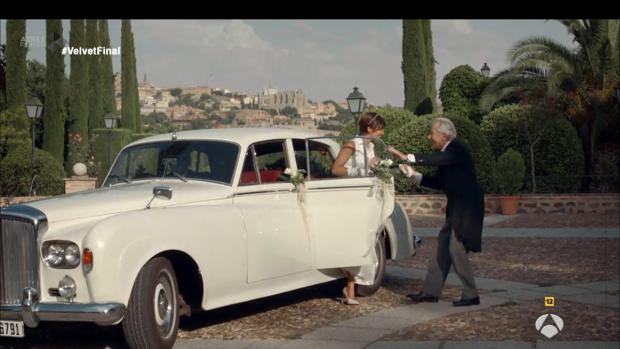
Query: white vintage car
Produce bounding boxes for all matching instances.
[0,128,415,348]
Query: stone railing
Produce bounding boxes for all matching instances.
[395,193,620,215]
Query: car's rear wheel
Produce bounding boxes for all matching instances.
[122,257,180,349]
[356,233,387,297]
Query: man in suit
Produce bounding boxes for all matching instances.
[387,117,484,307]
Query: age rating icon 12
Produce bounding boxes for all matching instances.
[544,296,555,307]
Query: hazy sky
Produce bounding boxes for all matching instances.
[1,19,575,106]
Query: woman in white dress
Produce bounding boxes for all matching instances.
[331,112,386,305]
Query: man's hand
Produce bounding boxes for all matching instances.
[399,164,416,178]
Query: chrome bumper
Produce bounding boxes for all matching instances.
[0,287,126,327]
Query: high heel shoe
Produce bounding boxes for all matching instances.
[341,287,359,305]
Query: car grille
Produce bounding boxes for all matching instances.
[1,214,41,305]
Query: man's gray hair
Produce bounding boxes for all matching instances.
[432,117,457,140]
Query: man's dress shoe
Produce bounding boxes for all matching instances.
[406,292,439,303]
[452,297,480,307]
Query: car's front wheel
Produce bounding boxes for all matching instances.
[122,257,180,349]
[356,233,387,297]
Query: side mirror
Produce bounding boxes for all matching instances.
[153,186,173,200]
[146,186,173,209]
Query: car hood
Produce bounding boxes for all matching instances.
[23,180,233,223]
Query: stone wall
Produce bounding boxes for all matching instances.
[64,176,97,194]
[3,192,619,215]
[396,193,620,215]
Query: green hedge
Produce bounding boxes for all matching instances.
[339,106,417,140]
[389,114,496,194]
[438,65,489,124]
[131,132,156,142]
[91,128,134,182]
[1,110,31,159]
[480,104,584,193]
[0,144,65,196]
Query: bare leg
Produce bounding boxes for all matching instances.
[346,273,356,299]
[340,271,359,305]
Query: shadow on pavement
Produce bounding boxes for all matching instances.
[0,280,344,348]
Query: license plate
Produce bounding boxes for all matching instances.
[0,320,25,338]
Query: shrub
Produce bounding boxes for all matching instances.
[339,106,416,140]
[0,144,65,196]
[480,104,584,193]
[91,128,134,182]
[131,133,155,142]
[438,65,490,124]
[66,132,89,174]
[389,114,496,194]
[0,110,31,159]
[496,148,525,195]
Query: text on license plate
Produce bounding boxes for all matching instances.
[0,320,25,338]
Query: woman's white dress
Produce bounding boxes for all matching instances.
[343,137,380,285]
[345,138,375,177]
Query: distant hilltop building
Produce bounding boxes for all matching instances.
[257,85,305,114]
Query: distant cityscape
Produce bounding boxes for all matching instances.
[115,73,350,135]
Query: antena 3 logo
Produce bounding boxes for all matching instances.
[535,314,564,339]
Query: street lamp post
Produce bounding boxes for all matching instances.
[103,114,118,170]
[25,98,43,196]
[480,62,491,77]
[346,87,366,135]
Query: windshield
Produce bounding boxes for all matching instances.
[103,140,240,186]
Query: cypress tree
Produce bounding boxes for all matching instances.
[402,20,434,115]
[130,33,141,132]
[0,44,6,110]
[86,20,103,131]
[99,20,116,115]
[5,20,28,117]
[121,20,135,131]
[68,20,89,147]
[422,20,437,112]
[43,19,66,163]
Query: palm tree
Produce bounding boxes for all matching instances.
[480,20,620,187]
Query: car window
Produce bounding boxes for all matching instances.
[292,139,336,180]
[239,140,289,185]
[104,140,239,186]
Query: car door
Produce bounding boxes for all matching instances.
[292,138,384,269]
[233,139,312,283]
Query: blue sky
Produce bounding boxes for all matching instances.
[1,19,575,107]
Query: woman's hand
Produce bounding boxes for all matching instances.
[386,146,407,161]
[368,156,380,170]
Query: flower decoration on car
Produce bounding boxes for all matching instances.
[283,168,307,187]
[374,159,399,184]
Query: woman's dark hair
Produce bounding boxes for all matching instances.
[358,112,385,135]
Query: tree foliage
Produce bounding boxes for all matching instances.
[5,20,27,117]
[42,19,66,164]
[439,65,490,123]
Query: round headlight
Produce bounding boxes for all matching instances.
[64,244,81,267]
[45,245,64,266]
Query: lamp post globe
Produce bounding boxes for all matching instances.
[346,87,366,135]
[481,62,491,77]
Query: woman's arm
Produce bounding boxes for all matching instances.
[332,141,356,177]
